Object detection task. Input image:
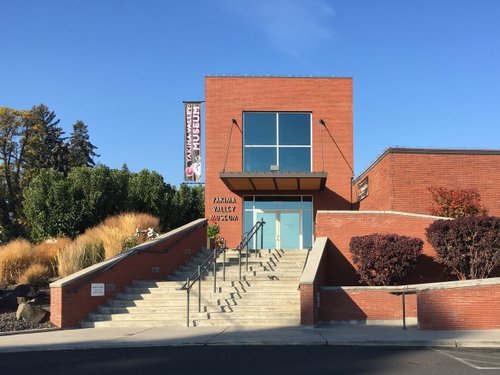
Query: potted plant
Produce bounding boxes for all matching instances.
[207,222,220,249]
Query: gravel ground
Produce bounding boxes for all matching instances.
[0,296,56,333]
[0,311,55,333]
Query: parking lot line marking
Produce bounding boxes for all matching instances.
[434,349,500,370]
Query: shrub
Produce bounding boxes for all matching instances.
[0,239,34,284]
[426,216,500,280]
[207,222,220,239]
[428,186,488,218]
[18,264,51,285]
[349,234,423,286]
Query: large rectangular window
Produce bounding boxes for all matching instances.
[243,112,311,172]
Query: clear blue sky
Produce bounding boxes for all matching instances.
[1,0,499,186]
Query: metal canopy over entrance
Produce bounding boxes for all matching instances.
[220,172,327,192]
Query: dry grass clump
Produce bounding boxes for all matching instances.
[0,239,34,284]
[33,237,70,277]
[18,263,52,285]
[104,213,160,237]
[0,238,67,284]
[57,212,160,276]
[57,236,104,277]
[0,213,160,283]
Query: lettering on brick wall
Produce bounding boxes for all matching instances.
[211,196,238,221]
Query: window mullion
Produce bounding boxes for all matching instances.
[276,112,279,168]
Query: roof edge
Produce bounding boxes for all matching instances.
[205,75,352,79]
[353,147,500,185]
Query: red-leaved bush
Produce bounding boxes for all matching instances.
[428,186,488,218]
[426,216,500,280]
[349,234,423,286]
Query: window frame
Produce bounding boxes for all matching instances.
[243,112,312,172]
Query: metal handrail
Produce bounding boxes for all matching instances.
[235,219,266,278]
[178,241,227,327]
[178,219,265,327]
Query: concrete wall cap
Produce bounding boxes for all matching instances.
[316,210,449,220]
[299,237,328,285]
[320,276,500,292]
[50,218,207,288]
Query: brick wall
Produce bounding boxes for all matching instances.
[319,287,417,322]
[355,150,500,216]
[50,219,207,328]
[299,237,328,326]
[205,76,353,247]
[315,211,453,286]
[418,284,500,330]
[319,279,500,330]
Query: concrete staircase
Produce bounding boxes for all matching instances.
[81,248,309,328]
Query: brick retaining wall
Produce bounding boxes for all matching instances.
[50,219,207,328]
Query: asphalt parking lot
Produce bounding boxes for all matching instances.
[2,346,500,375]
[434,348,500,371]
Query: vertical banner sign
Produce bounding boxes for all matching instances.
[184,102,202,182]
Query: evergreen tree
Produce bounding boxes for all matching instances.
[23,104,68,177]
[68,120,99,169]
[0,107,34,228]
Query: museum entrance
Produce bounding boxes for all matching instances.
[244,196,313,250]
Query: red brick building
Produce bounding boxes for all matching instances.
[353,148,500,216]
[204,76,500,258]
[205,76,354,249]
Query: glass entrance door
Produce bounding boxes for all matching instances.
[256,210,301,250]
[280,212,300,249]
[256,212,277,249]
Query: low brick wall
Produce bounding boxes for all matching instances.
[319,278,500,330]
[417,281,500,330]
[299,237,328,326]
[319,287,416,323]
[50,218,207,328]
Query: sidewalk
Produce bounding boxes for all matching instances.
[0,325,499,353]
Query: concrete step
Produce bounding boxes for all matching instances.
[114,291,299,302]
[124,284,299,294]
[99,303,300,315]
[89,312,209,321]
[81,320,190,328]
[132,280,300,288]
[82,317,300,328]
[195,318,300,327]
[170,271,304,279]
[109,296,300,308]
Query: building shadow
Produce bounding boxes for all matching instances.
[325,241,360,286]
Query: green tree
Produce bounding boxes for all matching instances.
[68,165,127,229]
[68,120,99,169]
[27,104,68,174]
[23,169,85,241]
[127,169,171,224]
[0,107,33,229]
[170,184,204,229]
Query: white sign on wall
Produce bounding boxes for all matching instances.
[91,283,105,297]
